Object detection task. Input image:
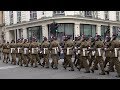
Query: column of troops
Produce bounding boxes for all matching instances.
[0,34,120,77]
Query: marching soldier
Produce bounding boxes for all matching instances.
[74,36,81,67]
[63,35,74,71]
[106,34,120,77]
[50,36,61,69]
[16,39,24,66]
[2,40,10,63]
[36,40,41,65]
[0,42,2,60]
[41,37,50,68]
[22,39,30,67]
[30,38,39,68]
[88,37,96,68]
[91,35,105,75]
[73,36,79,66]
[77,36,90,73]
[10,40,17,65]
[104,36,111,69]
[62,36,67,66]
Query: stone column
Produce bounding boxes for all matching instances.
[74,22,80,38]
[16,29,19,40]
[5,30,10,42]
[22,27,27,39]
[42,24,48,39]
[14,29,17,43]
[110,25,113,37]
[96,24,101,35]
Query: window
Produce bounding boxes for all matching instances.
[48,23,74,41]
[116,11,119,21]
[85,11,92,17]
[9,11,13,25]
[53,11,65,15]
[113,26,120,39]
[80,24,96,38]
[27,26,42,42]
[30,11,37,20]
[42,11,44,15]
[101,25,110,40]
[17,11,21,23]
[93,11,98,18]
[104,11,109,20]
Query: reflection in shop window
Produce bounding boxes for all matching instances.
[101,25,109,40]
[113,26,120,39]
[27,26,42,42]
[80,24,96,38]
[48,23,74,41]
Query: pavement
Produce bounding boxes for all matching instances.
[0,58,119,79]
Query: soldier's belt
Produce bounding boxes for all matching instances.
[11,48,15,53]
[83,48,87,56]
[67,47,72,55]
[97,48,101,56]
[24,48,28,54]
[17,47,21,53]
[92,51,95,56]
[43,48,48,54]
[52,47,58,54]
[32,48,38,54]
[115,48,119,57]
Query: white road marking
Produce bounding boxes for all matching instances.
[0,66,19,70]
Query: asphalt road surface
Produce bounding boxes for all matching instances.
[0,58,120,79]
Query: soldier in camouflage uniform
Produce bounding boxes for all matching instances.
[87,37,96,68]
[77,36,90,73]
[104,36,111,69]
[16,39,24,66]
[73,36,79,66]
[10,40,17,65]
[74,36,81,68]
[91,35,105,75]
[63,35,74,71]
[2,40,10,63]
[22,39,30,67]
[62,36,67,66]
[41,37,50,68]
[50,36,61,69]
[30,38,39,68]
[106,34,120,77]
[36,40,41,65]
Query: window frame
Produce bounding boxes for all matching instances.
[116,11,119,21]
[9,11,13,25]
[17,11,21,23]
[104,11,109,20]
[30,11,37,20]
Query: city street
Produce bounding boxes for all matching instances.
[0,59,119,79]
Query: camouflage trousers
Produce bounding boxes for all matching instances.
[3,53,9,63]
[11,53,16,65]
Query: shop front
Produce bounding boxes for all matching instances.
[27,26,42,42]
[48,23,74,42]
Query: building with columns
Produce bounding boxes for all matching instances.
[4,11,120,43]
[0,11,5,43]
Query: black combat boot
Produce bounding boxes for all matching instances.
[91,70,94,73]
[45,66,49,68]
[33,66,38,68]
[105,70,109,75]
[53,67,58,69]
[84,71,90,73]
[99,72,105,75]
[115,75,120,78]
[69,69,74,71]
